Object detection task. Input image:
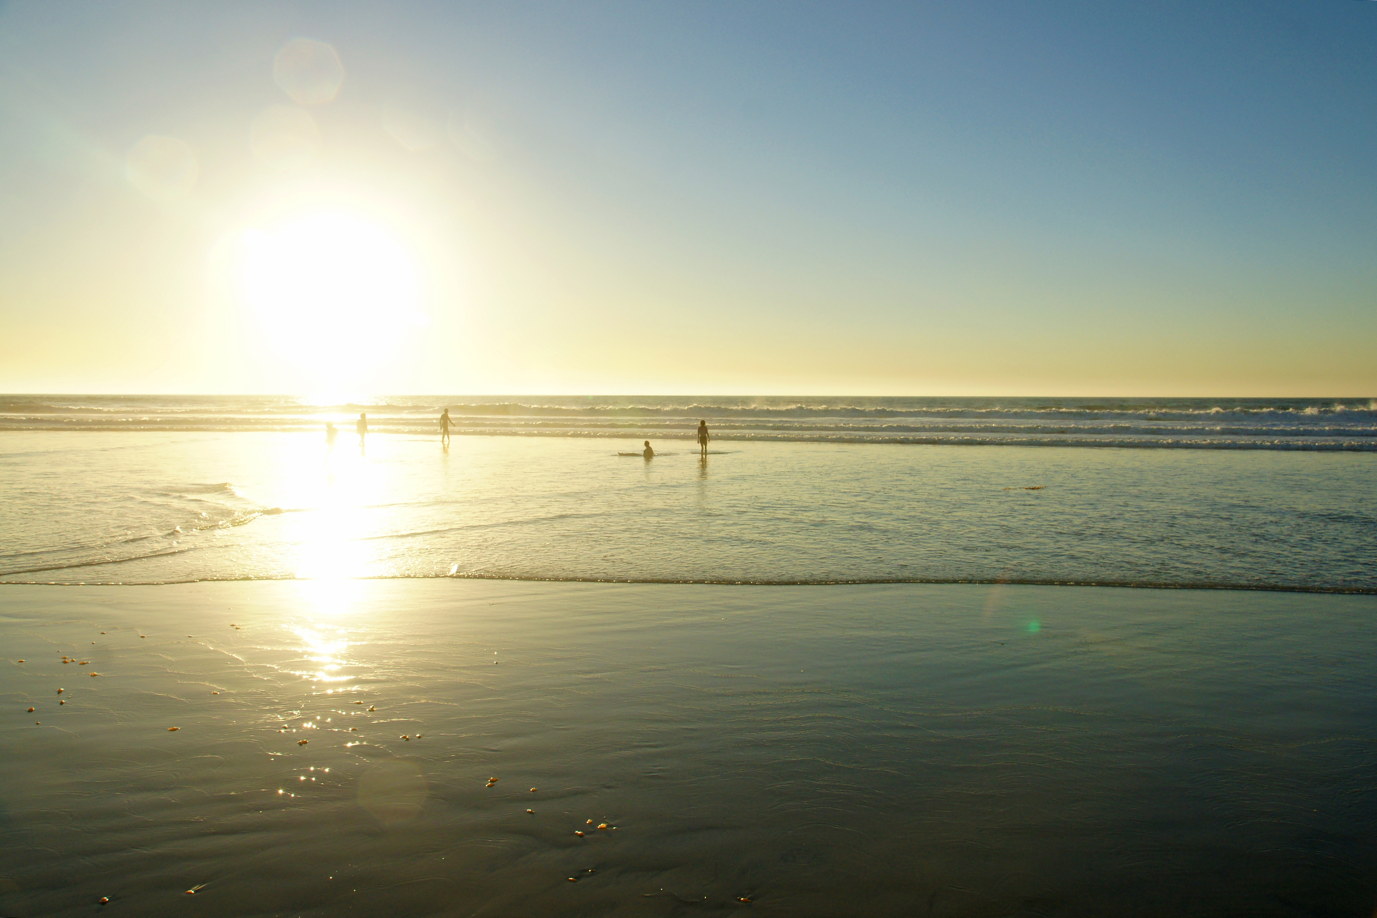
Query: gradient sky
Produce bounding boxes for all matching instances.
[2,1,1374,397]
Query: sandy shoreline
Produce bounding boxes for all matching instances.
[3,580,1376,916]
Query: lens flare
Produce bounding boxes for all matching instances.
[358,760,428,825]
[250,105,321,170]
[273,38,345,105]
[125,135,198,201]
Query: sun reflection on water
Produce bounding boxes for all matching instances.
[278,429,389,584]
[254,434,396,693]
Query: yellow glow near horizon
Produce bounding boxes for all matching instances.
[235,209,427,401]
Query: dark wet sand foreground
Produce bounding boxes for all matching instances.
[2,580,1376,917]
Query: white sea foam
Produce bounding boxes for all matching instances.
[0,394,1373,450]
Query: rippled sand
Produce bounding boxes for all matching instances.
[2,581,1375,916]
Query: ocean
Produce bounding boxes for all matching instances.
[3,393,1375,449]
[4,396,1377,916]
[1,394,1373,591]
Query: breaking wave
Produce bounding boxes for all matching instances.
[1,394,1373,451]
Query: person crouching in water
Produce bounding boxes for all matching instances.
[643,440,654,460]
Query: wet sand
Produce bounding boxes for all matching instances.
[2,580,1376,917]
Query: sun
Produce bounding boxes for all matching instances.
[234,209,426,400]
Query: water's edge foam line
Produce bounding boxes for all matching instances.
[3,575,1372,596]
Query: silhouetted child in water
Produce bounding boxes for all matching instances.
[440,408,452,447]
[697,419,709,457]
[643,440,654,459]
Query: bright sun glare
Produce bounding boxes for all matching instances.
[236,210,426,401]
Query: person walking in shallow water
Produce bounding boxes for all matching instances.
[356,412,368,449]
[643,440,654,460]
[697,419,709,457]
[440,408,452,447]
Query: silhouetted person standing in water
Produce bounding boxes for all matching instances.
[697,419,709,457]
[357,412,368,450]
[643,440,655,460]
[440,408,452,447]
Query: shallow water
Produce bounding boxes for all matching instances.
[1,431,1373,591]
[1,581,1375,917]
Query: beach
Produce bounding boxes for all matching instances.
[2,404,1375,915]
[3,579,1376,917]
[5,0,1376,910]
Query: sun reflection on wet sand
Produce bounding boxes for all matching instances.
[289,620,351,684]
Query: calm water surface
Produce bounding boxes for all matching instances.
[0,430,1373,591]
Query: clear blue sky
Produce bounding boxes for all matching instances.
[2,1,1373,396]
